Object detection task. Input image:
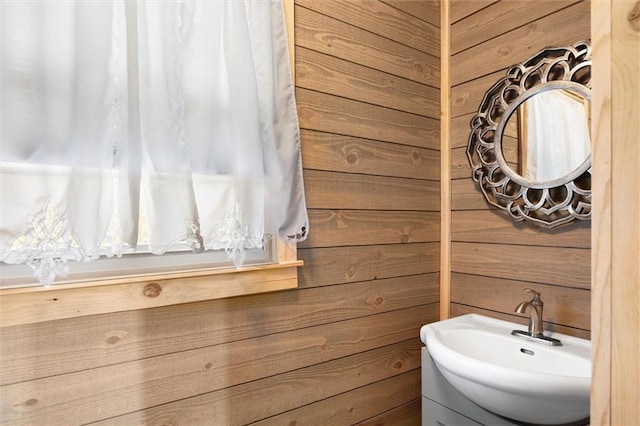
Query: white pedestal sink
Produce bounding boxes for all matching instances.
[420,314,591,425]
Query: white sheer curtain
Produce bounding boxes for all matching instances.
[1,0,308,286]
[524,90,591,183]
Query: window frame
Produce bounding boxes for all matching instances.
[0,0,302,328]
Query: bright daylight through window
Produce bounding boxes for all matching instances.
[0,0,307,293]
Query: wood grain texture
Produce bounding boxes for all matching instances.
[452,242,590,289]
[590,0,612,423]
[298,244,440,288]
[301,209,440,248]
[297,48,440,118]
[1,276,437,386]
[297,88,440,150]
[451,1,580,54]
[380,0,440,28]
[450,304,591,340]
[284,0,295,73]
[301,129,440,180]
[91,338,427,426]
[452,1,591,85]
[452,210,591,248]
[440,0,452,320]
[448,0,591,340]
[1,310,431,425]
[451,112,475,148]
[295,4,440,87]
[0,263,300,327]
[609,1,640,423]
[1,1,441,423]
[450,0,498,24]
[358,399,422,425]
[297,0,440,56]
[451,178,496,211]
[304,169,440,212]
[292,1,441,422]
[253,370,421,426]
[451,273,591,332]
[450,146,470,179]
[451,70,504,117]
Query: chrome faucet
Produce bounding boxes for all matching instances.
[512,288,562,346]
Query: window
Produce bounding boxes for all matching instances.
[0,1,307,325]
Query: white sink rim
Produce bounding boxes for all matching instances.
[420,314,591,425]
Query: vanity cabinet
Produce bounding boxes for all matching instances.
[421,347,517,426]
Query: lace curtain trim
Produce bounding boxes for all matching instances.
[1,198,269,286]
[1,200,86,287]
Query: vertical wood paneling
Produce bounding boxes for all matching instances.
[448,0,591,337]
[609,1,640,420]
[440,0,452,319]
[591,1,640,424]
[0,1,440,424]
[590,1,612,423]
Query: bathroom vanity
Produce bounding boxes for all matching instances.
[421,347,517,425]
[420,314,591,426]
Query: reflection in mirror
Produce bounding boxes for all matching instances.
[502,89,591,184]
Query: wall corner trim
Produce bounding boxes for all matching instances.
[440,0,452,320]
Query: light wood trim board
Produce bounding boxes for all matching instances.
[440,0,451,320]
[590,0,612,423]
[0,261,303,327]
[592,1,640,424]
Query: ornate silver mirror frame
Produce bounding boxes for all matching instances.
[467,41,592,228]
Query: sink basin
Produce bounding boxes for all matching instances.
[420,314,591,425]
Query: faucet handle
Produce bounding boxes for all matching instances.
[524,288,542,304]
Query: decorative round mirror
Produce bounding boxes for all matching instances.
[467,41,591,228]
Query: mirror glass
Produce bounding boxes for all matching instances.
[466,40,592,228]
[501,89,591,184]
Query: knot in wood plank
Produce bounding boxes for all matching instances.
[629,1,640,31]
[142,282,162,298]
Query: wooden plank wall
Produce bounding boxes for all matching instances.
[591,1,640,423]
[448,0,592,339]
[0,1,440,424]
